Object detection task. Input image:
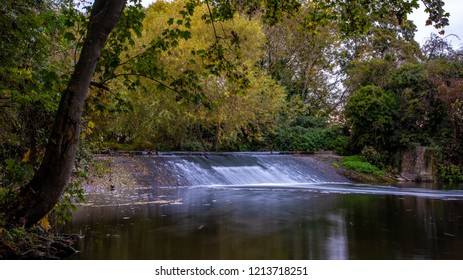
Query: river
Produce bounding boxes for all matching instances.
[60,153,463,259]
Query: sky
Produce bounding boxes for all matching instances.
[141,0,463,48]
[409,0,463,48]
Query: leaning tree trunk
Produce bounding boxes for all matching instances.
[3,0,126,228]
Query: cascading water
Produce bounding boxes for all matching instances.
[144,153,463,199]
[161,153,341,186]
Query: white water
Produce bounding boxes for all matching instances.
[154,154,463,200]
[167,154,324,186]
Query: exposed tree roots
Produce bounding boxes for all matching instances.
[0,230,81,259]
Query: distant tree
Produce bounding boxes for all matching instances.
[422,33,460,59]
[346,58,397,94]
[262,4,343,116]
[427,57,463,164]
[345,85,397,152]
[107,1,286,151]
[389,62,444,146]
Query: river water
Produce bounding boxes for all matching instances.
[62,154,463,259]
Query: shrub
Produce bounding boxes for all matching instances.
[182,141,204,152]
[437,163,463,183]
[0,159,34,209]
[269,121,348,154]
[341,155,384,175]
[361,146,387,168]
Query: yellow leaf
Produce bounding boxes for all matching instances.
[21,149,31,163]
[39,215,52,232]
[87,120,95,129]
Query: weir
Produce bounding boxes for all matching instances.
[151,153,346,186]
[87,153,463,202]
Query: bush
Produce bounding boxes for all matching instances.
[0,159,34,209]
[437,163,463,183]
[270,126,324,152]
[181,141,204,152]
[269,120,349,154]
[341,155,384,175]
[323,128,350,155]
[360,146,387,168]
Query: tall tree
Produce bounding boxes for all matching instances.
[263,4,343,116]
[105,1,285,151]
[345,85,397,152]
[3,0,127,227]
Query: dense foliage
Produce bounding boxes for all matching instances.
[345,43,463,178]
[100,1,286,151]
[0,0,81,221]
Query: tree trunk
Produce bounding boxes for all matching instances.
[3,0,126,228]
[211,123,221,152]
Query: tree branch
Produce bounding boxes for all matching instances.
[90,81,111,91]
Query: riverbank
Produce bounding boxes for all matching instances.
[311,151,397,184]
[0,230,80,259]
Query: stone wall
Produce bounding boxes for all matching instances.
[400,145,436,182]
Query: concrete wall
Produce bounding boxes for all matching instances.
[400,145,436,182]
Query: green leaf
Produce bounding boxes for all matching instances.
[63,32,75,41]
[156,83,166,91]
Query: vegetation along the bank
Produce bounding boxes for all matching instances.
[1,0,462,258]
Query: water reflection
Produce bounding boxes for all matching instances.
[62,185,463,260]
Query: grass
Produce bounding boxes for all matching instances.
[341,155,384,175]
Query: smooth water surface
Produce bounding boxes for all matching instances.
[62,154,463,259]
